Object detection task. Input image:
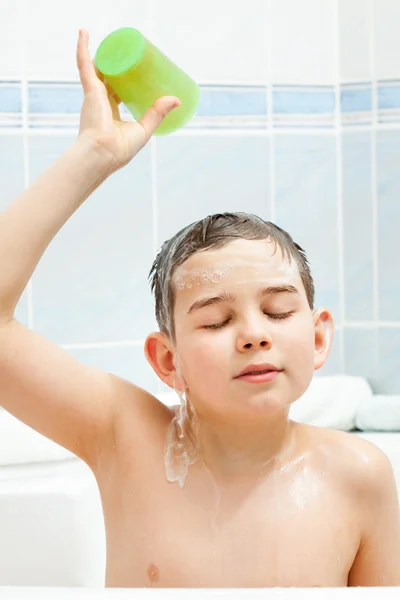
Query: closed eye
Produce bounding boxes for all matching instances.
[203,319,231,330]
[267,311,294,320]
[203,311,294,330]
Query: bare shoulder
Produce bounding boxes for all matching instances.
[293,423,400,586]
[297,423,396,497]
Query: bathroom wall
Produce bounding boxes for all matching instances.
[1,0,400,394]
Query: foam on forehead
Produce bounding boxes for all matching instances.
[173,258,300,292]
[174,263,234,290]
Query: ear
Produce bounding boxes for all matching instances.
[144,331,186,392]
[313,308,334,371]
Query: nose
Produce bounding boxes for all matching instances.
[236,317,273,352]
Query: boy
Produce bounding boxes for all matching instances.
[0,30,399,588]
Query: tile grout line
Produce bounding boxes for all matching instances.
[5,121,400,136]
[151,137,159,258]
[0,127,341,137]
[335,0,346,373]
[21,72,34,331]
[369,0,380,383]
[150,136,164,393]
[266,0,275,224]
[345,321,400,328]
[370,0,379,322]
[20,3,35,332]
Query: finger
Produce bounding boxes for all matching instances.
[104,81,122,105]
[92,58,104,82]
[109,96,121,121]
[138,96,181,141]
[77,29,103,94]
[90,61,122,105]
[110,90,122,105]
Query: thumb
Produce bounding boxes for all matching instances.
[139,96,181,141]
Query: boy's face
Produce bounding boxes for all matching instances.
[168,238,333,420]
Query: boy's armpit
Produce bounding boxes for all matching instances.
[348,440,400,586]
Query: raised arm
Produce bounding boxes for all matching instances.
[0,30,179,468]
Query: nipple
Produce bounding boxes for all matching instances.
[147,563,160,585]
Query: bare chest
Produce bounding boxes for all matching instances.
[101,460,359,588]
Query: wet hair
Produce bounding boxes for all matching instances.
[148,212,315,340]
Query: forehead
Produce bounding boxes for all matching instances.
[173,238,303,292]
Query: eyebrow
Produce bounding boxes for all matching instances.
[187,285,300,315]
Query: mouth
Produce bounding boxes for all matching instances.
[234,363,283,383]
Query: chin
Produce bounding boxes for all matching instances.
[237,392,292,415]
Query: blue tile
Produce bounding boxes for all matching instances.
[378,83,400,110]
[377,130,400,320]
[272,87,335,115]
[67,344,159,394]
[340,86,372,113]
[0,84,22,112]
[274,135,340,321]
[15,81,391,123]
[197,86,267,117]
[344,327,379,390]
[379,328,400,394]
[342,132,374,320]
[28,135,156,344]
[156,134,271,244]
[26,83,268,119]
[28,84,83,113]
[22,83,343,120]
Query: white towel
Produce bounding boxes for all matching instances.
[356,395,400,432]
[289,375,373,431]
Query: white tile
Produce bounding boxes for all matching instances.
[29,135,156,344]
[270,0,336,84]
[376,130,400,321]
[156,135,271,243]
[0,1,23,78]
[339,0,371,82]
[274,134,340,321]
[344,328,378,384]
[150,0,268,84]
[21,0,150,80]
[375,0,400,80]
[342,132,374,321]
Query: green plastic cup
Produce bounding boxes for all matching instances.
[95,27,200,136]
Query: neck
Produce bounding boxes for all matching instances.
[187,401,296,481]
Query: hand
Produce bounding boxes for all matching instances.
[76,29,180,172]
